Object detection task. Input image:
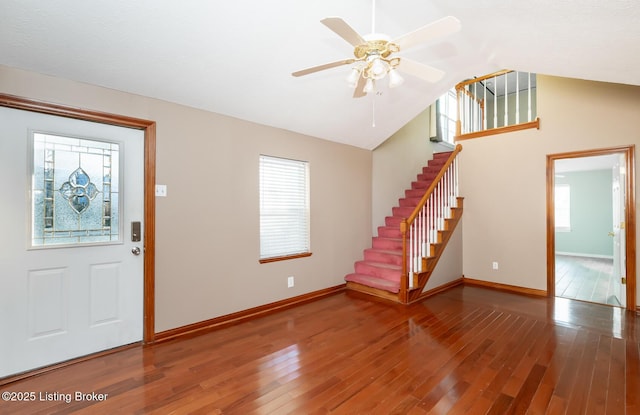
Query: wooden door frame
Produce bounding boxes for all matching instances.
[0,93,157,343]
[546,145,636,310]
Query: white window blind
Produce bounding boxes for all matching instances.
[259,155,310,261]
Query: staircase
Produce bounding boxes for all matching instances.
[345,146,463,304]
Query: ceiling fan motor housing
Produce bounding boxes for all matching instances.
[354,38,400,79]
[354,38,398,60]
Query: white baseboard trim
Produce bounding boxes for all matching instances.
[555,251,614,260]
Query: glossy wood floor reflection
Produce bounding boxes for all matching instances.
[2,286,639,414]
[555,255,620,306]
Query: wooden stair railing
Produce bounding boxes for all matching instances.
[399,144,463,303]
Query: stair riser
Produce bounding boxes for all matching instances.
[392,206,414,217]
[417,173,437,182]
[423,166,443,174]
[398,197,421,207]
[384,216,403,227]
[428,159,447,165]
[378,227,402,238]
[345,276,400,294]
[405,188,426,198]
[372,238,403,250]
[364,250,402,266]
[411,181,430,190]
[355,261,401,281]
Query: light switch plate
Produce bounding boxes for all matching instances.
[155,184,167,197]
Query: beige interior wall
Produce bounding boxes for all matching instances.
[372,108,436,233]
[460,75,640,303]
[0,65,372,332]
[372,107,463,287]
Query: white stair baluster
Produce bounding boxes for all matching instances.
[483,79,487,130]
[516,72,520,124]
[408,222,413,288]
[504,71,508,127]
[528,72,532,122]
[493,75,498,128]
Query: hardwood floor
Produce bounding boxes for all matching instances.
[555,255,620,306]
[1,286,639,414]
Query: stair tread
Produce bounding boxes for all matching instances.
[374,236,401,241]
[379,224,400,230]
[356,260,401,271]
[365,248,402,256]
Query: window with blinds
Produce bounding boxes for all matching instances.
[259,155,311,263]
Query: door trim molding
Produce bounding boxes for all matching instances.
[0,93,157,343]
[546,145,636,310]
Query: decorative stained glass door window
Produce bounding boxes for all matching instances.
[30,132,121,247]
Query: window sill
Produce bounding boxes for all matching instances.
[259,252,312,264]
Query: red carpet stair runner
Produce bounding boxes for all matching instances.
[345,149,463,303]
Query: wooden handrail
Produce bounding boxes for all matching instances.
[455,69,512,89]
[456,118,540,141]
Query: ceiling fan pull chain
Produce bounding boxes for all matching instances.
[372,95,376,127]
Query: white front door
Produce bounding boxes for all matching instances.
[0,106,144,378]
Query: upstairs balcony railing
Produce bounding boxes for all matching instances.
[455,70,540,140]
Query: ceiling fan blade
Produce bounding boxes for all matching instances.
[321,17,366,47]
[353,76,367,98]
[292,59,354,77]
[393,16,461,50]
[399,58,445,83]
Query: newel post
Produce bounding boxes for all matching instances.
[400,219,409,304]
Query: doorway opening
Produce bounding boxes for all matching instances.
[547,146,636,310]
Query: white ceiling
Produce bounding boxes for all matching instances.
[555,154,620,173]
[1,0,639,150]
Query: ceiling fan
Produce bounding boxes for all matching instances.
[292,3,461,98]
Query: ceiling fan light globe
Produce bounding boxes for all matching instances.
[388,69,404,88]
[369,58,389,80]
[364,78,375,94]
[346,68,361,88]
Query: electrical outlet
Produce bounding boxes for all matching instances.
[492,261,499,270]
[287,276,294,288]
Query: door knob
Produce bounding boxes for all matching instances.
[131,247,141,255]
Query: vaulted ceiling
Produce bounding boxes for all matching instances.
[1,1,639,149]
